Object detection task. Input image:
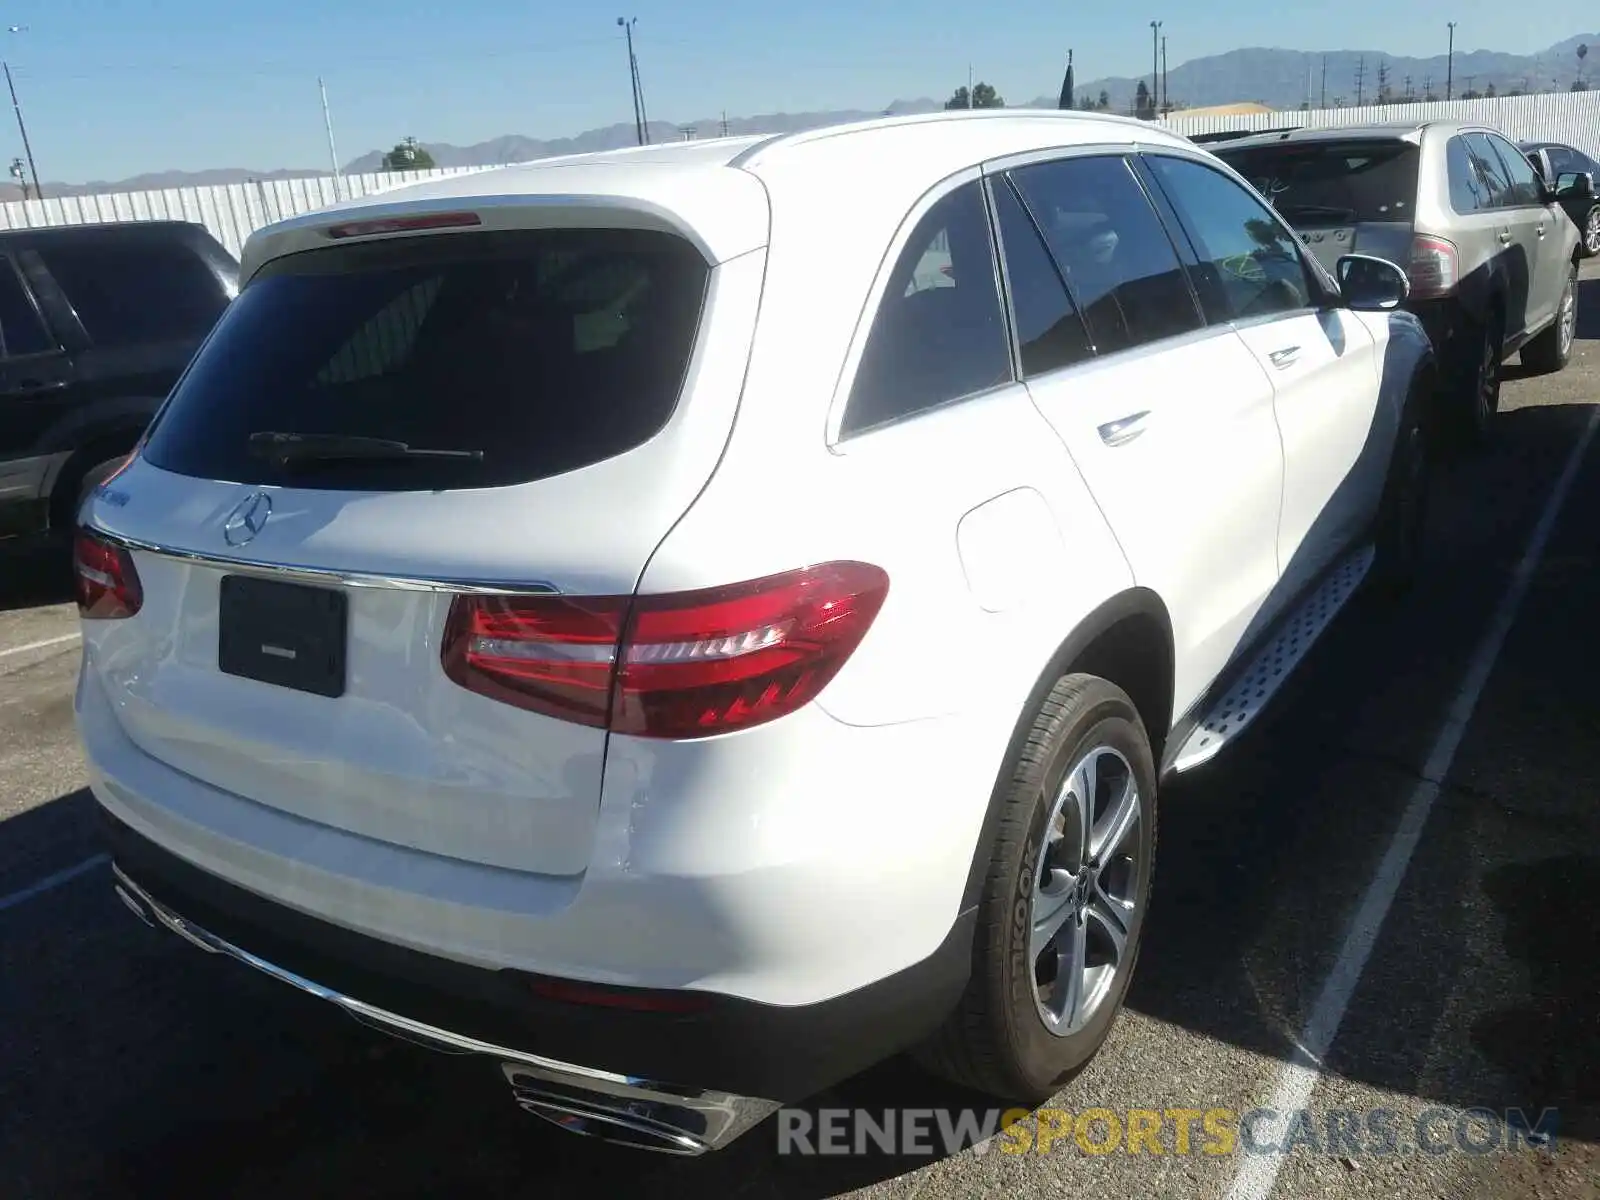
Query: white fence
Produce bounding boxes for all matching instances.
[0,165,500,259]
[1160,89,1600,158]
[7,92,1600,260]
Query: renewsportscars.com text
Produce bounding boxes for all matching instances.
[775,1105,1560,1158]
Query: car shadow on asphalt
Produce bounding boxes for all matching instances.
[0,543,74,613]
[2,401,1597,1197]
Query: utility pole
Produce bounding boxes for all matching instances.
[1321,55,1328,108]
[1355,55,1366,106]
[1161,35,1169,114]
[1150,20,1162,116]
[1377,59,1389,104]
[2,61,40,201]
[318,77,344,200]
[1464,74,1476,98]
[967,63,973,107]
[617,18,644,145]
[720,110,729,137]
[1447,22,1456,100]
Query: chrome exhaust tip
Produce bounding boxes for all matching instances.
[503,1065,778,1156]
[113,879,155,927]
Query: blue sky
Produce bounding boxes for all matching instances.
[4,0,1596,183]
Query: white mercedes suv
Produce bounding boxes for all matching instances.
[74,110,1436,1155]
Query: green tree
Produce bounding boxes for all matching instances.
[1098,89,1111,110]
[945,82,1005,109]
[1134,80,1156,119]
[381,137,436,171]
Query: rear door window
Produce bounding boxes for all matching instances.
[1464,134,1513,209]
[35,237,227,346]
[1447,136,1489,213]
[1215,140,1420,224]
[991,177,1093,377]
[1006,154,1203,355]
[140,228,711,491]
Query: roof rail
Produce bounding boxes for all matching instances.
[728,107,1162,169]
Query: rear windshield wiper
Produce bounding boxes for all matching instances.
[248,431,485,468]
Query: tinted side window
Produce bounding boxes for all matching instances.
[1484,133,1544,206]
[992,177,1093,376]
[1145,154,1313,323]
[35,238,227,346]
[1447,136,1487,212]
[0,259,53,357]
[842,182,1011,435]
[1008,155,1202,355]
[1465,134,1513,208]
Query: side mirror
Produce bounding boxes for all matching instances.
[1556,170,1596,199]
[1336,254,1410,312]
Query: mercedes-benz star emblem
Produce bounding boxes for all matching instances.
[221,491,272,547]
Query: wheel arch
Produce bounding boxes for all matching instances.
[958,587,1175,912]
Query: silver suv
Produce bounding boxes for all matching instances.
[1215,120,1584,443]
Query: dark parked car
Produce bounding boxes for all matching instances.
[1519,139,1600,257]
[0,220,237,543]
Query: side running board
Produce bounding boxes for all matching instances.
[1171,544,1375,774]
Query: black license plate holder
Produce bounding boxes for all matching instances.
[218,574,348,699]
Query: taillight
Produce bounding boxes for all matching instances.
[442,562,890,739]
[73,529,143,620]
[324,211,481,239]
[1406,234,1459,300]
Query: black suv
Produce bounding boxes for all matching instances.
[0,221,237,543]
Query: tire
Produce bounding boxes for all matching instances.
[1521,263,1578,376]
[1583,206,1600,258]
[1450,305,1504,448]
[915,674,1157,1103]
[1370,373,1434,600]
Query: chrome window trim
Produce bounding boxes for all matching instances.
[85,525,561,595]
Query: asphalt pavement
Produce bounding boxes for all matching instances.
[3,281,1599,1199]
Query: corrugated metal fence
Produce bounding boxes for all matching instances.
[1160,90,1600,158]
[0,165,500,259]
[6,92,1600,258]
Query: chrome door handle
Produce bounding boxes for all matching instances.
[1268,345,1301,369]
[1098,411,1149,446]
[1499,230,1513,245]
[1538,223,1548,238]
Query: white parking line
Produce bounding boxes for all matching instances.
[0,854,110,915]
[1225,404,1600,1200]
[0,632,80,660]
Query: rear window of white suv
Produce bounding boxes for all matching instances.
[139,227,710,491]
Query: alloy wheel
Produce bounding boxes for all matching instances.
[1586,207,1600,256]
[1559,270,1578,359]
[1029,744,1144,1037]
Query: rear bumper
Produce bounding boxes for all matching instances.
[98,805,975,1118]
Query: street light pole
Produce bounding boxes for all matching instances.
[3,61,40,201]
[1447,22,1456,101]
[318,77,344,200]
[617,18,643,145]
[1150,20,1162,117]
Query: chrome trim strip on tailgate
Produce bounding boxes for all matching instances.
[85,525,560,595]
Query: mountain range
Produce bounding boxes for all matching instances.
[6,33,1596,202]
